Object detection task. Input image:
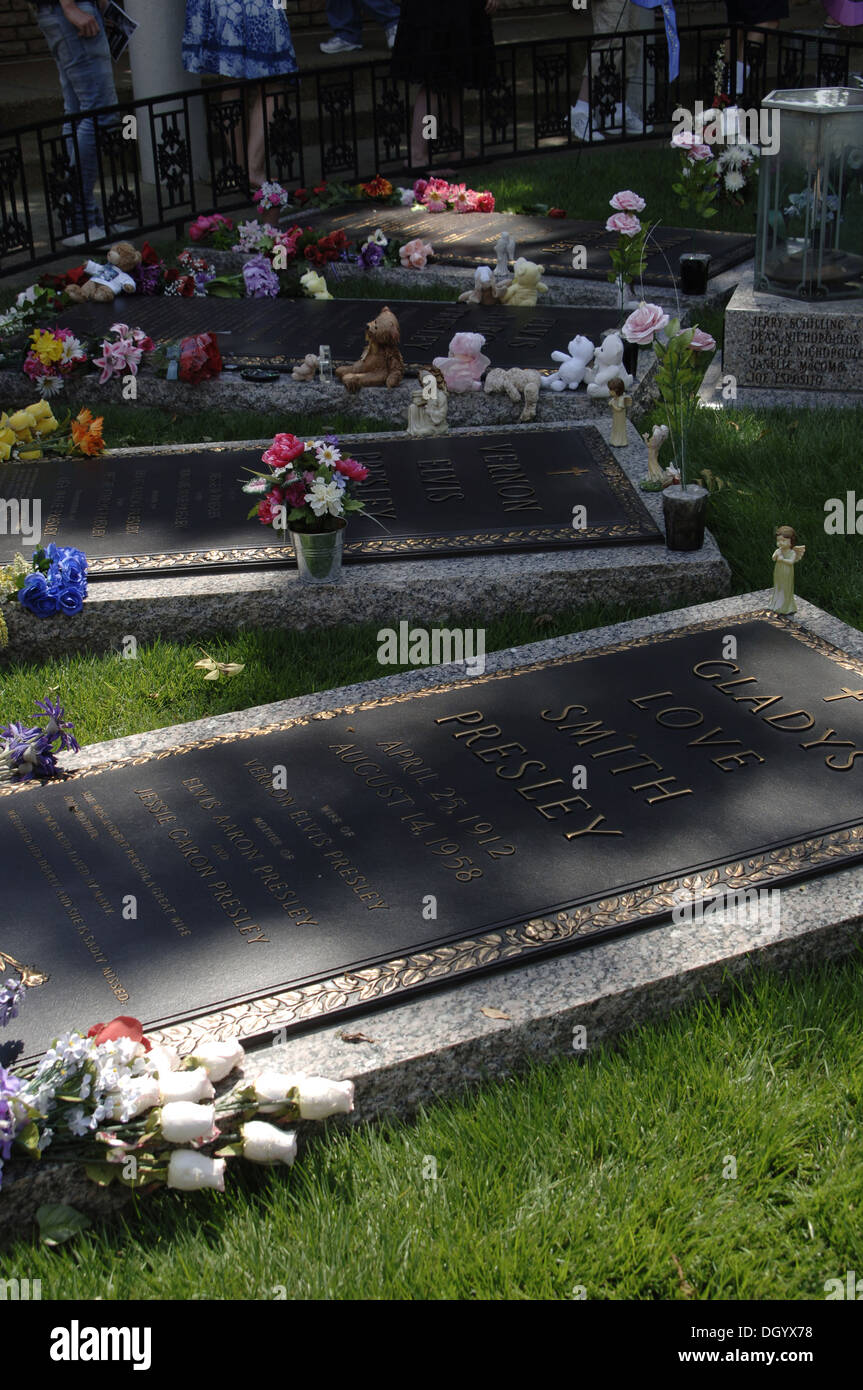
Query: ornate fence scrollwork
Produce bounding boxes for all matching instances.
[2,25,862,275]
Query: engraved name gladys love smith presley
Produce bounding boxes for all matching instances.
[435,657,863,843]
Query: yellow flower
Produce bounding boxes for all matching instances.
[18,448,42,460]
[9,410,37,433]
[26,399,53,421]
[0,428,15,447]
[0,442,10,461]
[30,329,63,365]
[35,414,59,436]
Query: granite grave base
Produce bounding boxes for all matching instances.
[1,592,860,1236]
[0,420,731,663]
[723,270,863,396]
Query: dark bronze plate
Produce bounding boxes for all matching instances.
[0,428,661,576]
[3,616,863,1062]
[54,296,620,370]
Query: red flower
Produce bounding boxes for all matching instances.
[475,192,496,213]
[262,432,307,467]
[335,457,368,482]
[140,240,161,267]
[284,480,307,508]
[257,488,285,525]
[548,207,566,218]
[304,244,325,267]
[87,1016,151,1051]
[312,183,327,195]
[178,332,222,383]
[294,187,308,202]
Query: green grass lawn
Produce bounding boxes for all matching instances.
[3,959,861,1298]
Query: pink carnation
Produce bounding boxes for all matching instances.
[475,191,495,213]
[688,327,717,353]
[335,457,369,481]
[425,198,447,213]
[606,212,642,237]
[399,237,433,269]
[257,489,285,526]
[610,190,645,213]
[621,301,670,346]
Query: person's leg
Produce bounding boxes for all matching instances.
[325,0,362,44]
[359,0,401,25]
[36,2,118,229]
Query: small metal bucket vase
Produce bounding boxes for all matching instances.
[289,521,346,584]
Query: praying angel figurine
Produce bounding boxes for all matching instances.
[768,525,805,615]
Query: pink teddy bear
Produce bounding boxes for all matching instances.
[432,331,490,392]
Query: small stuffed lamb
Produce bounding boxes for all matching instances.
[484,367,542,422]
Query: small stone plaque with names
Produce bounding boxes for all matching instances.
[3,616,863,1061]
[0,428,661,576]
[55,297,620,370]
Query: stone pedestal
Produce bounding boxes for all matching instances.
[723,270,863,395]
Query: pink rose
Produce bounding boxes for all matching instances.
[688,327,716,353]
[672,131,712,162]
[261,432,307,469]
[399,237,433,269]
[610,190,645,213]
[621,302,670,346]
[606,212,642,237]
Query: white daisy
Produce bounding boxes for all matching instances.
[38,375,65,399]
[315,443,341,465]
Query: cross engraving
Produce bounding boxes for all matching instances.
[823,688,863,703]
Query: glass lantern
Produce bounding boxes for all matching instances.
[755,88,863,300]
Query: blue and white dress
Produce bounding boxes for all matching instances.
[182,0,298,79]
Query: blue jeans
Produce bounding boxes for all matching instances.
[326,0,400,45]
[35,1,119,231]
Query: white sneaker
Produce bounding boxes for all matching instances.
[62,225,106,247]
[623,104,653,135]
[570,102,605,142]
[320,36,363,54]
[385,23,398,49]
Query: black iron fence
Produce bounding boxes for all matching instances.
[1,23,861,277]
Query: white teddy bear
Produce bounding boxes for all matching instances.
[584,332,634,399]
[541,334,595,392]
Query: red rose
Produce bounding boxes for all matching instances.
[294,187,308,202]
[87,1016,151,1051]
[140,240,160,266]
[257,488,285,525]
[475,192,495,213]
[312,183,327,195]
[304,245,324,266]
[548,207,566,218]
[284,480,307,508]
[335,457,368,482]
[179,332,222,383]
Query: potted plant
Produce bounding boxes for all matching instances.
[621,304,717,550]
[242,432,369,584]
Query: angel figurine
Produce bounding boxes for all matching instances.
[407,368,449,437]
[642,423,669,481]
[494,232,516,280]
[769,525,805,615]
[607,377,632,447]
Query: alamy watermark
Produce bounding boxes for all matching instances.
[672,101,780,156]
[671,886,781,929]
[0,497,41,546]
[377,621,486,676]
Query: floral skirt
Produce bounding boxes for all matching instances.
[182,0,298,80]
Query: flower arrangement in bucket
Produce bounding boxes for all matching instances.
[242,433,369,583]
[621,302,716,549]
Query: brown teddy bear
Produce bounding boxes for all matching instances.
[65,242,142,304]
[335,306,405,392]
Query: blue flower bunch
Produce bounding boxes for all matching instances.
[0,695,79,781]
[18,543,88,617]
